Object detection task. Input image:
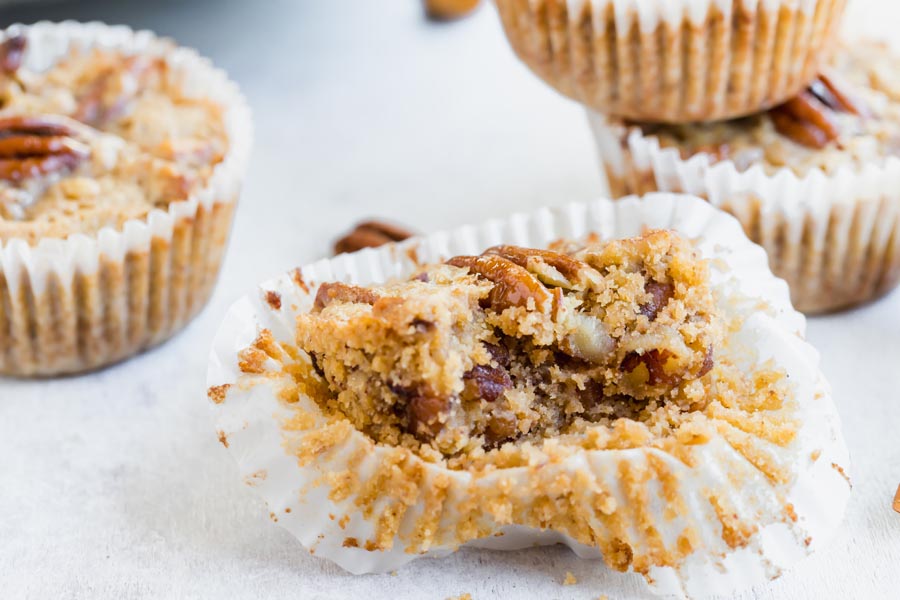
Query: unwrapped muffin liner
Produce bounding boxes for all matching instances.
[207,194,850,598]
[590,112,900,313]
[494,0,846,123]
[0,22,252,376]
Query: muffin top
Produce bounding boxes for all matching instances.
[0,34,228,244]
[637,40,900,176]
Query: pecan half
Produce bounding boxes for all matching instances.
[0,115,89,182]
[73,55,163,127]
[334,220,415,255]
[425,0,480,20]
[771,74,869,149]
[0,34,26,76]
[312,281,380,311]
[446,254,551,312]
[484,245,598,290]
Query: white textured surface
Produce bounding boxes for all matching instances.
[0,1,897,599]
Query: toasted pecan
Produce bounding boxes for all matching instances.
[73,55,164,127]
[334,220,415,255]
[446,254,552,312]
[424,0,480,20]
[771,74,870,149]
[484,245,594,290]
[0,34,26,75]
[312,282,380,311]
[0,115,89,182]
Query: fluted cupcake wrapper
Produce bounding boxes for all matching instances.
[495,0,846,123]
[207,194,850,598]
[0,22,253,376]
[589,112,900,313]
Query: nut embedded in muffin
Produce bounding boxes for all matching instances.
[288,230,721,458]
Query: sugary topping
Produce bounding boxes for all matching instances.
[260,230,765,466]
[636,40,900,175]
[0,34,227,243]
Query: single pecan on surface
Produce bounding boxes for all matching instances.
[424,0,480,21]
[333,220,416,255]
[0,115,89,182]
[770,73,868,149]
[0,34,26,76]
[73,55,164,127]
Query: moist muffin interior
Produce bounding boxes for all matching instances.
[242,230,794,467]
[0,34,227,243]
[637,40,900,176]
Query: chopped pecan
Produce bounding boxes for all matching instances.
[771,74,869,149]
[640,280,674,321]
[621,349,677,386]
[484,412,517,447]
[312,282,380,311]
[446,254,551,312]
[406,393,449,441]
[0,34,26,75]
[462,364,512,403]
[334,220,415,255]
[698,346,714,377]
[0,115,89,182]
[484,245,597,290]
[73,55,164,127]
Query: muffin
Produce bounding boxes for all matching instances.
[495,0,847,123]
[208,194,850,597]
[590,39,900,313]
[0,22,252,376]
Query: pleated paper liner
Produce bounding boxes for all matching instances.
[494,0,846,123]
[589,112,900,313]
[0,22,253,376]
[207,194,850,598]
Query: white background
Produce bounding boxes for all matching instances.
[0,1,898,598]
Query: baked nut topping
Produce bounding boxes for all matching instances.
[333,220,415,254]
[0,115,89,182]
[0,34,227,241]
[291,230,721,458]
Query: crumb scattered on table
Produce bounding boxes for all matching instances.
[563,571,577,585]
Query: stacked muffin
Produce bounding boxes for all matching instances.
[493,0,900,314]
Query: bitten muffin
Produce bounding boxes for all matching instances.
[208,195,850,597]
[590,39,900,313]
[495,0,847,123]
[0,23,251,376]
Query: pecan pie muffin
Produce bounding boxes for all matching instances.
[208,195,850,597]
[590,39,900,313]
[0,23,251,376]
[495,0,847,123]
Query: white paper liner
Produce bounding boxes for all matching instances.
[207,194,850,598]
[0,21,253,375]
[494,0,845,123]
[589,111,900,313]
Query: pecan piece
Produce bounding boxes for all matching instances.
[484,245,598,290]
[406,394,449,441]
[312,282,380,311]
[446,254,551,312]
[771,91,839,149]
[334,220,415,255]
[0,115,89,182]
[73,55,164,127]
[640,280,674,321]
[462,364,512,403]
[0,34,26,75]
[812,72,868,117]
[425,0,480,20]
[621,349,678,386]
